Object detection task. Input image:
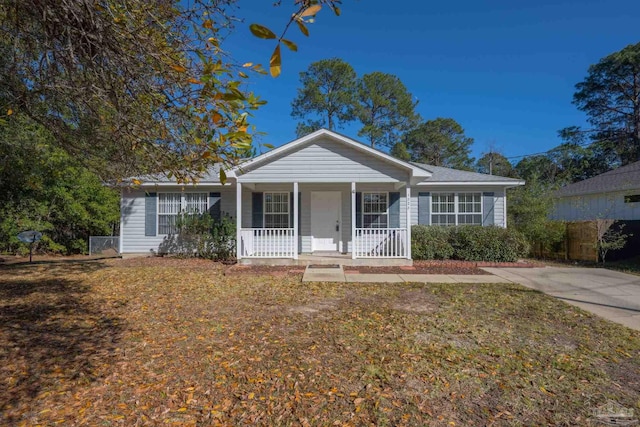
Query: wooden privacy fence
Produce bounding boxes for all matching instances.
[531,221,597,262]
[566,222,598,262]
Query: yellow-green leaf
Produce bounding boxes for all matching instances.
[171,64,187,73]
[296,19,309,36]
[269,44,281,78]
[249,23,276,39]
[281,39,298,52]
[219,168,227,184]
[300,4,322,17]
[7,109,13,116]
[332,6,341,16]
[238,71,248,78]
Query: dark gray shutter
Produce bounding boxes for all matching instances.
[389,192,400,228]
[209,192,221,221]
[482,192,495,226]
[252,192,263,227]
[418,192,430,225]
[289,192,294,228]
[145,192,157,236]
[355,192,362,228]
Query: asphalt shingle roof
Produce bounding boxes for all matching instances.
[134,164,223,183]
[555,160,640,197]
[411,163,523,183]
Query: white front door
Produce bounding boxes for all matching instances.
[310,191,342,252]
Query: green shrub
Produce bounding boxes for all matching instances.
[411,225,454,260]
[159,213,236,261]
[411,225,529,262]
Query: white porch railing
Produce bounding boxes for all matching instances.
[354,228,408,258]
[239,228,296,258]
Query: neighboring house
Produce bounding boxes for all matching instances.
[120,129,524,262]
[550,160,640,221]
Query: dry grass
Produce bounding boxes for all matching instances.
[1,258,639,426]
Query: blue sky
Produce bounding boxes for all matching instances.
[224,0,640,163]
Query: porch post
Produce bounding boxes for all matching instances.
[406,185,412,260]
[503,191,508,228]
[293,182,298,260]
[351,182,356,259]
[236,182,242,260]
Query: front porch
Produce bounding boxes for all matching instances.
[238,252,413,266]
[235,182,412,264]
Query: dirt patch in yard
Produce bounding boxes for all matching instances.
[224,264,305,276]
[392,288,439,313]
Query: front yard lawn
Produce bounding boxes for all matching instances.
[1,258,639,426]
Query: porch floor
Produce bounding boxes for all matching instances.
[239,252,413,267]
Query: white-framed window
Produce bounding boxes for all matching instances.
[363,192,388,228]
[158,192,208,235]
[264,192,290,228]
[431,192,482,226]
[457,192,482,225]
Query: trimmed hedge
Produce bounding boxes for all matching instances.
[412,225,454,260]
[411,225,530,262]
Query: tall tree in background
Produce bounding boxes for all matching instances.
[476,152,515,177]
[291,58,357,136]
[390,142,411,161]
[568,42,640,166]
[402,118,475,170]
[356,72,419,148]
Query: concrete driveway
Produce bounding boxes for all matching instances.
[483,267,640,331]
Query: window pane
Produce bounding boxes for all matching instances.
[432,214,455,226]
[459,214,482,225]
[185,193,208,214]
[264,192,289,228]
[362,193,388,228]
[458,193,481,214]
[363,214,388,228]
[159,193,181,214]
[159,214,178,234]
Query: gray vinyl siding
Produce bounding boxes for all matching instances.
[238,137,409,183]
[550,190,640,221]
[121,186,233,253]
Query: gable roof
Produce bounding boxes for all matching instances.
[555,160,640,197]
[412,163,524,186]
[129,129,526,187]
[230,128,431,180]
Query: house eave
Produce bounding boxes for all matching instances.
[416,180,525,187]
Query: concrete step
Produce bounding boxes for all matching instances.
[302,264,346,282]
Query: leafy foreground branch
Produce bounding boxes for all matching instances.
[1,260,639,425]
[0,0,343,182]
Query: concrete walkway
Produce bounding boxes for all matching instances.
[302,265,512,284]
[484,267,640,331]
